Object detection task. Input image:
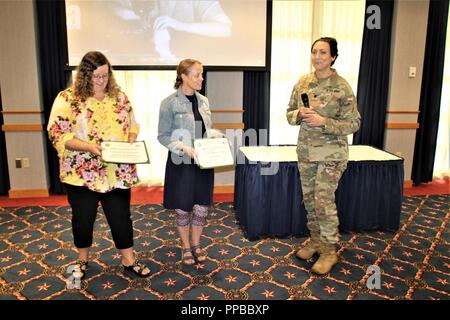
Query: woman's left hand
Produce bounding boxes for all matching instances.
[302,109,326,127]
[128,133,137,143]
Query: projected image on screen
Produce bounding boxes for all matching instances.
[66,0,267,67]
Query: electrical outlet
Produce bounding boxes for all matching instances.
[22,158,30,168]
[15,158,22,168]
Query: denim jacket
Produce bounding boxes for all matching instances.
[158,88,217,155]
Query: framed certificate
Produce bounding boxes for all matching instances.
[101,141,150,164]
[194,138,234,169]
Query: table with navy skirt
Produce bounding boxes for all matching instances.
[233,145,404,240]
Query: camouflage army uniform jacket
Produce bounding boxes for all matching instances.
[286,69,361,162]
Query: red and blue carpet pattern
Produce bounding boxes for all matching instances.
[0,194,448,300]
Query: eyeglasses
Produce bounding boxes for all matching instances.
[92,73,109,80]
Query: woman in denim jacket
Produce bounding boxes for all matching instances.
[158,58,219,265]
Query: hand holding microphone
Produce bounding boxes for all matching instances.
[300,93,326,127]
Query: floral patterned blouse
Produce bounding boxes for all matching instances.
[47,88,140,192]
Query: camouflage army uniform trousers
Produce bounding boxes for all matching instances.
[298,160,348,245]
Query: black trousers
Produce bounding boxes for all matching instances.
[65,184,133,250]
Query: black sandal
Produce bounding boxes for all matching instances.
[123,259,151,277]
[181,248,195,265]
[192,245,207,263]
[73,259,88,280]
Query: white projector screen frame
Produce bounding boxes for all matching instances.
[65,0,270,70]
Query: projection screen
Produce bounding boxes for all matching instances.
[65,0,268,68]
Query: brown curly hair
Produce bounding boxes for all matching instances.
[73,51,121,101]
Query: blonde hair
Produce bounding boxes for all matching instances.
[73,51,120,102]
[174,58,202,89]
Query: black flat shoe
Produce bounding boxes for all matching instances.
[192,245,207,263]
[123,259,151,277]
[181,248,195,266]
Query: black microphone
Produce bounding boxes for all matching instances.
[301,93,309,108]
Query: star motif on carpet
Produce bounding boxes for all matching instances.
[226,276,237,283]
[164,278,176,286]
[249,260,260,267]
[56,254,68,261]
[324,286,336,294]
[340,268,352,275]
[197,293,210,300]
[393,265,404,272]
[382,282,395,289]
[38,283,51,291]
[261,290,274,298]
[102,282,115,289]
[166,251,176,258]
[402,251,413,257]
[18,268,31,276]
[103,281,115,290]
[284,271,296,279]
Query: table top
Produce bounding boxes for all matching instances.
[239,145,402,162]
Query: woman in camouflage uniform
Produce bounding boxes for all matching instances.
[286,37,361,274]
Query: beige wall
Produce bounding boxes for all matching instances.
[385,0,430,182]
[0,0,49,197]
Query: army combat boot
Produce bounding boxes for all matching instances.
[296,234,320,260]
[311,242,338,275]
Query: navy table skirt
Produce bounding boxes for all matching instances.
[233,152,404,240]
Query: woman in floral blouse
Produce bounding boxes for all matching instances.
[47,51,150,278]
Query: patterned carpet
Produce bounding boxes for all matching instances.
[0,194,448,300]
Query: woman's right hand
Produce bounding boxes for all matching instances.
[88,143,102,157]
[181,145,199,164]
[299,107,312,118]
